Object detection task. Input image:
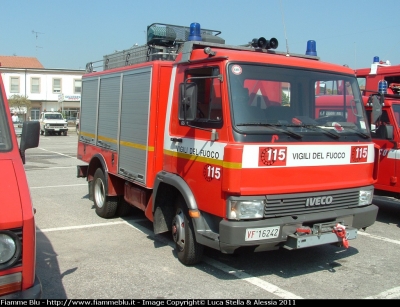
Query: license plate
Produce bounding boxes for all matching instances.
[54,128,60,131]
[245,226,280,241]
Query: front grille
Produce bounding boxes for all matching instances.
[49,124,65,127]
[264,189,360,218]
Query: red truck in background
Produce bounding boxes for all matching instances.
[77,22,380,265]
[0,74,42,298]
[356,57,400,198]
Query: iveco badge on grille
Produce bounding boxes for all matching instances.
[305,196,333,207]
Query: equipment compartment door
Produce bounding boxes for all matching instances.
[118,67,152,184]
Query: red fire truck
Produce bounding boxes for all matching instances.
[0,74,42,297]
[356,57,400,198]
[77,22,380,265]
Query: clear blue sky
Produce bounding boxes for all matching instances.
[1,0,399,70]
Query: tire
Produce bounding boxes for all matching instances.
[116,198,133,217]
[44,130,49,136]
[172,196,204,265]
[63,131,67,136]
[76,125,79,135]
[93,168,117,218]
[40,129,44,135]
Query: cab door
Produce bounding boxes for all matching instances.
[167,65,228,217]
[371,109,399,191]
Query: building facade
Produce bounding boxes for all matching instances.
[0,55,85,122]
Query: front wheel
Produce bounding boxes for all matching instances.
[93,168,117,218]
[172,196,204,265]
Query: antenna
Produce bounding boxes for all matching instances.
[32,30,44,55]
[279,0,290,55]
[354,42,357,69]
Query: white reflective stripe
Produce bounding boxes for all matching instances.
[242,144,375,168]
[164,66,177,148]
[169,138,227,160]
[379,148,400,160]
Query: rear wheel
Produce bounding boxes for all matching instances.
[172,196,204,265]
[93,168,117,218]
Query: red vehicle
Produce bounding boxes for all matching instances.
[356,57,400,198]
[0,74,41,297]
[77,23,379,265]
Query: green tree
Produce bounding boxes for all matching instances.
[281,92,290,106]
[8,94,32,111]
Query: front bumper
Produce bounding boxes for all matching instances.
[45,127,68,132]
[217,204,378,254]
[1,275,42,299]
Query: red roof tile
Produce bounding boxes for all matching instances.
[0,55,44,68]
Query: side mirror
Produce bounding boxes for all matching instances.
[385,124,394,140]
[20,121,40,164]
[179,83,197,122]
[370,94,383,124]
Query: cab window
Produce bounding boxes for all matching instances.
[184,67,222,129]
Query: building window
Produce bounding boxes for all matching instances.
[30,108,40,120]
[74,79,81,93]
[53,78,62,93]
[10,77,20,93]
[31,77,40,93]
[63,108,80,122]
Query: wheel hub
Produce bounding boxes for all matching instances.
[94,178,105,208]
[172,210,185,250]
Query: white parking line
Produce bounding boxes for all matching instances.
[357,231,400,245]
[30,184,87,189]
[39,219,400,300]
[365,286,400,299]
[37,147,77,159]
[38,221,128,233]
[39,219,302,299]
[26,166,77,170]
[204,258,303,299]
[122,220,303,299]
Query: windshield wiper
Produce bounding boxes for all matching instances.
[286,124,341,139]
[341,125,370,139]
[236,122,303,139]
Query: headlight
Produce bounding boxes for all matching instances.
[0,231,21,270]
[359,188,373,206]
[0,234,17,264]
[228,199,264,220]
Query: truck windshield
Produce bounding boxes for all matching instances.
[45,114,63,119]
[0,93,12,151]
[228,63,369,141]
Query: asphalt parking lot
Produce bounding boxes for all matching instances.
[23,130,400,299]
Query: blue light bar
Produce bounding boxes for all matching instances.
[305,40,317,56]
[188,22,202,41]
